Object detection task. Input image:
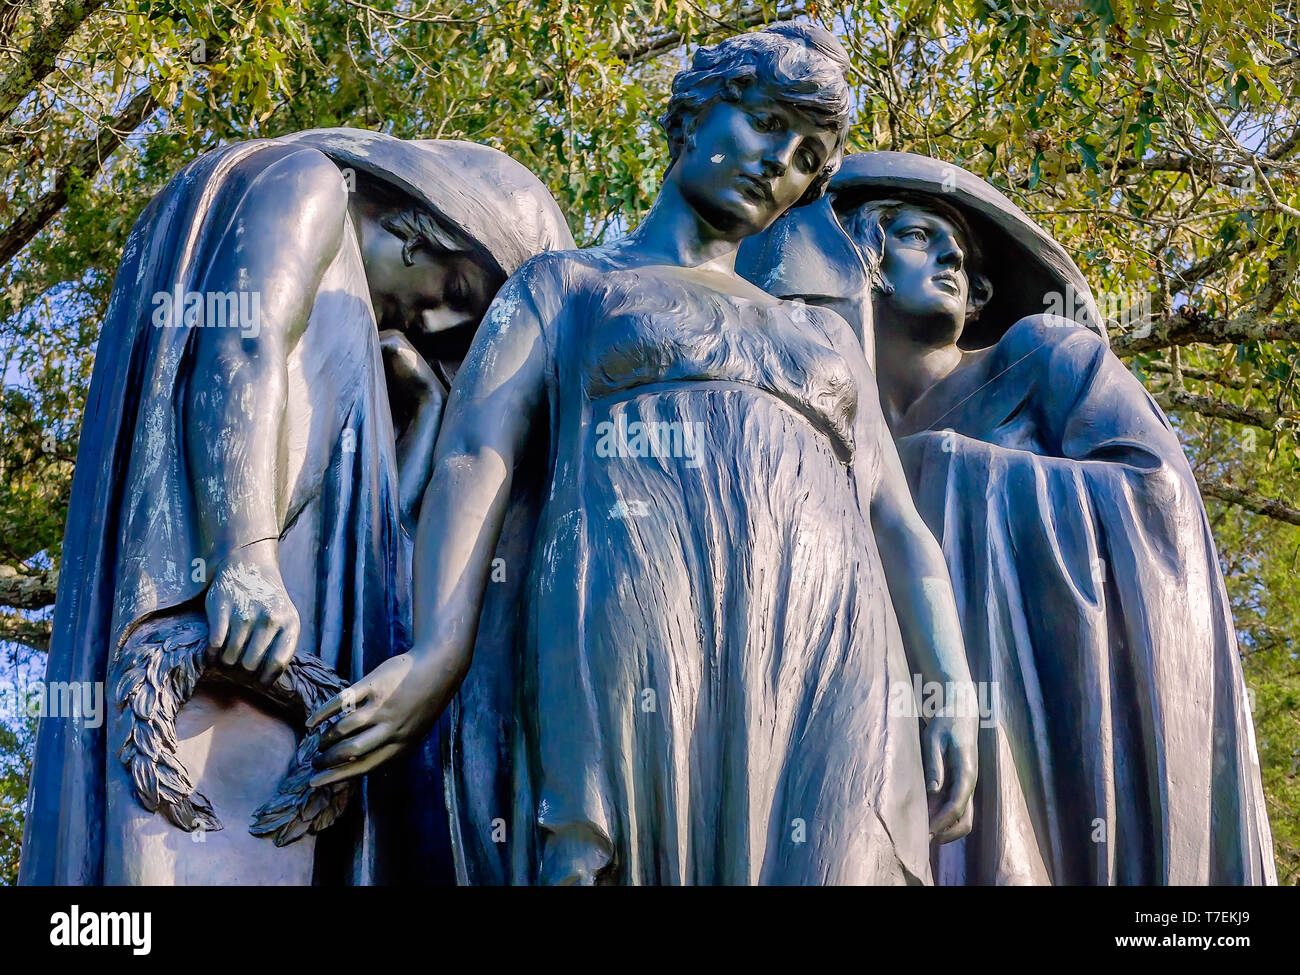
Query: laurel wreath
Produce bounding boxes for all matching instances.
[113,617,356,846]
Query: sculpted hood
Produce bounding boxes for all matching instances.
[738,150,1104,351]
[281,127,576,278]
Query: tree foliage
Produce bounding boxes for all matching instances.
[0,0,1296,883]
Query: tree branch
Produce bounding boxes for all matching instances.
[1196,476,1300,527]
[1167,236,1263,296]
[629,2,808,64]
[0,84,156,266]
[0,0,107,126]
[1253,249,1300,318]
[1155,389,1292,431]
[0,612,50,652]
[1012,152,1273,191]
[0,566,57,611]
[1139,361,1250,389]
[1111,307,1300,355]
[0,2,22,42]
[530,3,806,102]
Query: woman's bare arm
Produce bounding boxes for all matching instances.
[868,405,978,842]
[187,146,345,686]
[819,295,979,844]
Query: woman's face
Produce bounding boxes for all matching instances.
[873,205,974,341]
[675,85,839,239]
[361,223,499,360]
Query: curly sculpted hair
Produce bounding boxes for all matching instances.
[659,23,853,206]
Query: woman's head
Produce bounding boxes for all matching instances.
[660,23,852,237]
[353,176,505,364]
[841,194,993,346]
[288,129,574,369]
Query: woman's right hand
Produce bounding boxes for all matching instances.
[205,538,300,687]
[380,328,443,408]
[305,646,467,787]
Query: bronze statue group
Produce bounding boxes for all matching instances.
[20,23,1275,885]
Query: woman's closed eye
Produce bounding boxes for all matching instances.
[445,272,469,306]
[796,145,820,173]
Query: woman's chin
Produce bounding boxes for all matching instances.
[687,187,771,239]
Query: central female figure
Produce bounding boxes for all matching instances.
[309,24,977,885]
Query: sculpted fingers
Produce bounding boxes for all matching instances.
[204,589,232,661]
[310,728,403,788]
[239,616,278,674]
[316,704,376,751]
[218,609,255,668]
[929,791,964,839]
[307,683,369,730]
[948,748,979,842]
[954,742,978,805]
[314,723,392,769]
[935,798,975,844]
[203,544,299,677]
[928,725,977,839]
[308,744,403,789]
[256,607,300,686]
[921,722,946,796]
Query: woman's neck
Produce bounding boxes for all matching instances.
[625,177,740,274]
[876,332,964,430]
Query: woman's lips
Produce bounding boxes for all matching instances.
[735,173,774,204]
[932,273,961,295]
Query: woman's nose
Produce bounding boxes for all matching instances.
[760,133,800,177]
[938,239,965,270]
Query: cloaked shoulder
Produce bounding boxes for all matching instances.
[224,141,351,240]
[995,311,1181,461]
[488,245,629,340]
[992,312,1110,396]
[487,247,602,324]
[997,312,1107,359]
[184,142,352,336]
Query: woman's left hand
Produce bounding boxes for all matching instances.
[921,713,978,844]
[306,647,463,787]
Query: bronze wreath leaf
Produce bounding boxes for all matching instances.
[114,617,356,846]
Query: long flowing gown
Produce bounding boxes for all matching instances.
[897,315,1276,885]
[445,250,932,885]
[20,140,432,885]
